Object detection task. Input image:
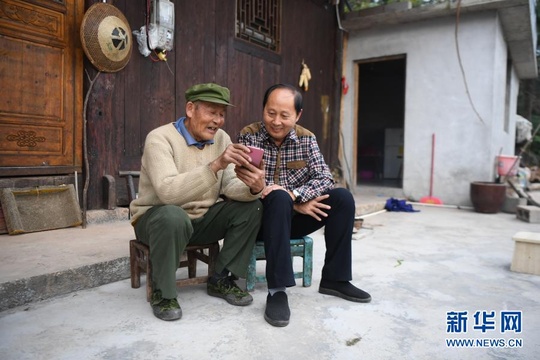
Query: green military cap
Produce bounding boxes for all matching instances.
[185,83,234,106]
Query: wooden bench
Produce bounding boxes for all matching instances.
[119,170,140,205]
[122,170,220,301]
[130,239,220,301]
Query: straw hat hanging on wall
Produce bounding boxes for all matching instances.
[80,2,132,72]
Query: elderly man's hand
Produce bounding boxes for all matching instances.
[260,184,286,198]
[210,144,252,172]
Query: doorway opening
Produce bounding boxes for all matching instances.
[356,56,406,188]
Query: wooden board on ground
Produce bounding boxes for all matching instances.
[0,185,82,235]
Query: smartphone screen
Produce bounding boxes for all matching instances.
[247,146,264,167]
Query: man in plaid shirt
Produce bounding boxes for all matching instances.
[238,84,371,327]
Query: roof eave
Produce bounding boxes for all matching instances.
[342,0,538,79]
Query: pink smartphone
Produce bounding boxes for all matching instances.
[247,145,264,167]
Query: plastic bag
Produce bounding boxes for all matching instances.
[132,26,151,57]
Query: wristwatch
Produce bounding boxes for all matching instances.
[292,189,301,203]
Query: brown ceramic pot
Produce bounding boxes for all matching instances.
[470,181,507,213]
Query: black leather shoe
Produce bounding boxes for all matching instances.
[319,280,371,303]
[264,292,290,327]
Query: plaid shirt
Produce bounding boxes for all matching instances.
[238,122,334,202]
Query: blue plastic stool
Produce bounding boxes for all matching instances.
[246,236,313,292]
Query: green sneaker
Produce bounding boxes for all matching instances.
[151,290,182,321]
[207,275,253,306]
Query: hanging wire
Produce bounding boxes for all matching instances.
[455,0,485,124]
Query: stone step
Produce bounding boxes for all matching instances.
[1,257,130,311]
[0,209,132,312]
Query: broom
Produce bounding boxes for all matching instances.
[420,133,443,204]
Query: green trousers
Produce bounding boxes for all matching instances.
[134,199,262,299]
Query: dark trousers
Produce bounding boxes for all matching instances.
[134,200,262,299]
[259,187,355,288]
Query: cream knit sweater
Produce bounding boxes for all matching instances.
[130,123,259,224]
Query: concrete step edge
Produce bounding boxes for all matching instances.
[0,257,130,312]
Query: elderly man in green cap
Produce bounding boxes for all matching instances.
[130,83,265,321]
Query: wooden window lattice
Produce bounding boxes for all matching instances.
[236,0,281,52]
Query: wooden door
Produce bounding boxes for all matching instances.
[0,0,83,176]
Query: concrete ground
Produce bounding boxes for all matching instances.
[0,186,539,359]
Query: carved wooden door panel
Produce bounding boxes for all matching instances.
[0,0,83,176]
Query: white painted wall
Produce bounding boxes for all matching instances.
[342,11,519,205]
